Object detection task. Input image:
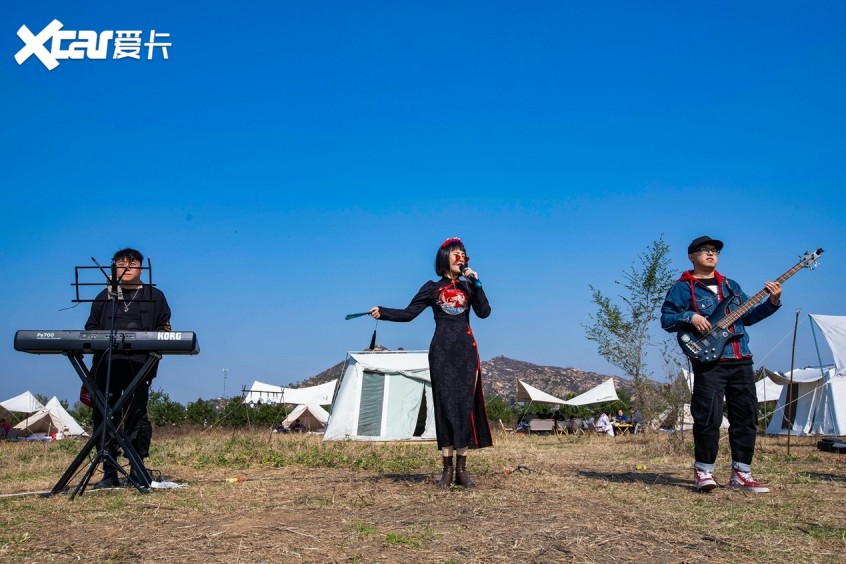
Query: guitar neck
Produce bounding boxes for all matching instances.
[716,261,804,329]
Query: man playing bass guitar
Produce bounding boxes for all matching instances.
[661,235,782,494]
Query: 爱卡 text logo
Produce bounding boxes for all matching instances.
[15,19,171,71]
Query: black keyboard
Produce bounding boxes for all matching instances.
[14,330,200,355]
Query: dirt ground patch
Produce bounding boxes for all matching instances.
[1,430,844,562]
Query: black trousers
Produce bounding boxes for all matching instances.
[92,358,154,460]
[691,361,758,467]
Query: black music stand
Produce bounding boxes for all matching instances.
[48,258,160,499]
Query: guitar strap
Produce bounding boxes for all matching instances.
[723,278,744,304]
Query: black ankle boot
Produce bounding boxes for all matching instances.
[94,464,120,489]
[436,455,454,487]
[454,455,475,489]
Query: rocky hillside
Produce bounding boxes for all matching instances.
[480,355,634,403]
[292,348,633,405]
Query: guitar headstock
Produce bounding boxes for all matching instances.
[800,248,824,270]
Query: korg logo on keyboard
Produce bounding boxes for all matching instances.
[157,332,182,341]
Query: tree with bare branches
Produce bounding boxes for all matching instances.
[585,236,675,417]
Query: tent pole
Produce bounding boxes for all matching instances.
[787,309,800,456]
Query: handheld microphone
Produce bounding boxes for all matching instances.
[460,264,482,288]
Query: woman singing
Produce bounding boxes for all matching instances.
[370,237,492,488]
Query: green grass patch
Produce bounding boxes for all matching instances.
[384,531,424,547]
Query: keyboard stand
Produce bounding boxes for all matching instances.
[45,352,161,499]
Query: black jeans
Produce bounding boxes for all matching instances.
[691,361,758,471]
[92,358,154,459]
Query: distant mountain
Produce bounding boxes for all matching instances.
[291,348,633,405]
[481,355,634,404]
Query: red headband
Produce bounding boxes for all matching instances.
[441,237,462,249]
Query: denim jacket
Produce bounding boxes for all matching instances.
[661,270,781,361]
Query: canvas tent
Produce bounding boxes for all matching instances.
[280,404,329,432]
[765,314,846,437]
[10,397,87,439]
[755,369,784,404]
[764,367,843,436]
[323,351,436,441]
[243,379,337,406]
[1,390,45,414]
[515,378,619,406]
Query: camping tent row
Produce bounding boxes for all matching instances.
[322,353,626,442]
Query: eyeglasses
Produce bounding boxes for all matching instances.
[695,247,720,255]
[116,261,141,268]
[452,253,469,263]
[695,248,720,255]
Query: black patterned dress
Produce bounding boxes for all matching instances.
[379,278,493,450]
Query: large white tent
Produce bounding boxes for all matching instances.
[765,314,846,437]
[10,397,88,439]
[323,351,435,441]
[1,390,45,414]
[243,379,337,406]
[515,378,619,406]
[764,367,843,436]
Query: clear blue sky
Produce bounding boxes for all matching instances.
[2,2,844,405]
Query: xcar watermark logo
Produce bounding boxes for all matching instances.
[15,19,171,71]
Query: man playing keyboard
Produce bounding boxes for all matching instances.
[86,247,171,488]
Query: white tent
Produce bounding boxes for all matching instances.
[565,378,619,406]
[516,378,619,406]
[516,380,567,405]
[764,367,843,436]
[1,390,45,413]
[243,379,337,406]
[323,351,435,441]
[811,314,846,371]
[280,404,329,432]
[755,370,784,404]
[765,314,846,436]
[11,396,88,439]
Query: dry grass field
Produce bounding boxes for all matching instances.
[1,428,844,563]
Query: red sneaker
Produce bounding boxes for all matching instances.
[693,468,717,493]
[729,469,769,493]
